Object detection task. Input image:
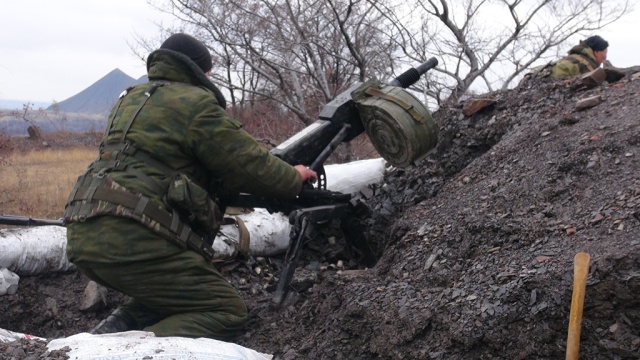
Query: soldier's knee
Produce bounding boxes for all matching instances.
[203,305,247,340]
[224,299,248,330]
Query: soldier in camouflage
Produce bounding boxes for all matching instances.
[64,33,317,340]
[518,35,609,87]
[550,35,609,78]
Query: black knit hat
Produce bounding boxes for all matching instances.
[584,35,609,51]
[160,33,212,73]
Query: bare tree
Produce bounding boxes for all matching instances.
[142,0,630,114]
[145,0,398,125]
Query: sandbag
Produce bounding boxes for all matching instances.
[215,157,387,257]
[216,209,291,258]
[47,331,273,359]
[0,226,74,276]
[324,157,386,193]
[0,328,44,343]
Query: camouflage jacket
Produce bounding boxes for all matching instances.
[550,43,598,78]
[66,49,302,263]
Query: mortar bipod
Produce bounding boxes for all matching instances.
[271,203,376,308]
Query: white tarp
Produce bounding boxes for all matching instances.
[0,328,45,343]
[217,209,292,258]
[324,157,386,194]
[0,226,74,276]
[46,331,273,360]
[0,329,271,359]
[0,158,387,275]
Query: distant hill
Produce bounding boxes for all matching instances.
[47,69,147,115]
[0,69,148,136]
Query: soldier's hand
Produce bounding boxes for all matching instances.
[294,165,318,183]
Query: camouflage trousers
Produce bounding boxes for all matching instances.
[74,250,247,340]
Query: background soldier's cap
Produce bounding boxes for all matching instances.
[584,35,609,51]
[160,33,213,73]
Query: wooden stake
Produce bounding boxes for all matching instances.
[566,252,590,360]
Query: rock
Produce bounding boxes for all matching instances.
[424,252,439,271]
[337,269,369,277]
[579,68,606,89]
[79,281,108,312]
[11,347,26,358]
[574,95,602,111]
[560,114,580,125]
[45,297,59,317]
[463,98,497,117]
[26,125,42,140]
[0,268,20,296]
[609,322,619,333]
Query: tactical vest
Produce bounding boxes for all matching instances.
[64,82,220,261]
[563,54,597,73]
[520,53,598,86]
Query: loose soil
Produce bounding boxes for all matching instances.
[2,73,640,359]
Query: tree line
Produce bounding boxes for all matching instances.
[135,0,629,128]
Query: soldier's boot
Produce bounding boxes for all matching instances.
[89,307,138,334]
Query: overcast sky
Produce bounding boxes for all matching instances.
[0,0,174,104]
[1,1,638,105]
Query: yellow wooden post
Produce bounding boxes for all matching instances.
[566,252,590,360]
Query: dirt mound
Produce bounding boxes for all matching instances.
[2,75,640,359]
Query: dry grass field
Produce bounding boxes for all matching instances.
[0,147,96,219]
